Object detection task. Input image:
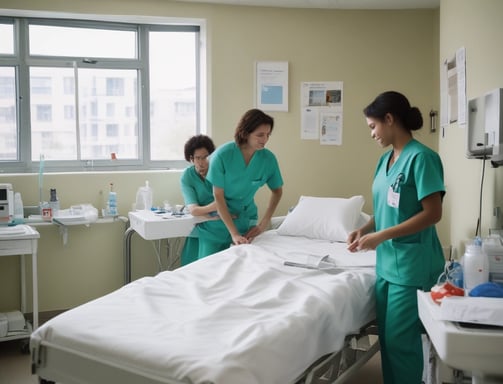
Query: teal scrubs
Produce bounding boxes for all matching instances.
[202,141,283,257]
[372,139,445,384]
[179,165,215,266]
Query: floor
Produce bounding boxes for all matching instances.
[0,335,383,384]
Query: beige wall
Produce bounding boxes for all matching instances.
[0,1,440,312]
[439,0,503,259]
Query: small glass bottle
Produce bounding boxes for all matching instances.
[49,188,60,217]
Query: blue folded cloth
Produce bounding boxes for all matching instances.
[469,282,503,298]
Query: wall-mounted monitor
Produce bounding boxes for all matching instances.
[466,88,503,164]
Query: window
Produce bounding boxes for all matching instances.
[0,67,17,160]
[0,76,15,98]
[29,24,136,59]
[149,30,198,161]
[0,22,14,54]
[0,17,204,172]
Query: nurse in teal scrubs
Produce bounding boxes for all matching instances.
[180,135,217,265]
[204,108,283,254]
[347,91,445,384]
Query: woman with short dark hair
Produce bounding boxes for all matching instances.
[179,134,217,265]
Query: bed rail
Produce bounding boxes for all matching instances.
[32,340,189,384]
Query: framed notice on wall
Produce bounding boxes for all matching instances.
[255,61,289,112]
[300,81,343,145]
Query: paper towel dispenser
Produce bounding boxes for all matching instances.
[467,88,503,167]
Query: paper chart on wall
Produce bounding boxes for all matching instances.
[300,81,343,145]
[255,61,289,112]
[440,46,466,128]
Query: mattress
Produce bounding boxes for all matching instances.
[31,230,376,384]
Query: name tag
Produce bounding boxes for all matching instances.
[387,186,400,208]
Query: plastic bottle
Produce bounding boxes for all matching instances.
[49,188,60,217]
[448,261,464,289]
[13,192,24,223]
[135,181,153,211]
[462,237,489,296]
[107,183,118,216]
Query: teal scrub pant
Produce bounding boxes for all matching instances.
[180,237,199,266]
[376,276,424,384]
[196,221,233,260]
[197,216,253,260]
[198,238,231,259]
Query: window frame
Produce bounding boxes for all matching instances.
[0,12,206,173]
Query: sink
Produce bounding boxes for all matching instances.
[417,291,503,378]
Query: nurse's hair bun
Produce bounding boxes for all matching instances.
[406,106,423,131]
[363,91,423,132]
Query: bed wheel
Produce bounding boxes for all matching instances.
[38,379,55,384]
[20,339,30,354]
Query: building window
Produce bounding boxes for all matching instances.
[64,105,75,120]
[31,77,52,95]
[0,16,204,172]
[63,77,75,95]
[36,105,52,121]
[106,78,124,96]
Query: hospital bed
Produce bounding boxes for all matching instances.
[31,197,378,384]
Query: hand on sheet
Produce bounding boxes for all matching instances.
[230,225,264,245]
[244,225,264,242]
[231,233,251,245]
[347,232,381,252]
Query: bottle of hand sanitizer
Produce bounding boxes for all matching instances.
[107,183,118,216]
[135,181,153,211]
[13,192,24,224]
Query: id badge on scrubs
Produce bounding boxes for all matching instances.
[388,172,404,208]
[387,186,400,208]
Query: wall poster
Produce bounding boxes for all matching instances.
[300,81,343,145]
[255,61,289,112]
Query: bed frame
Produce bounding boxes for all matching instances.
[33,219,378,384]
[33,321,379,384]
[296,320,379,384]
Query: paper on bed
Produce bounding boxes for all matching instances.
[283,253,332,269]
[284,253,374,271]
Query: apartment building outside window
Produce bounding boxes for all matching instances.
[0,17,203,172]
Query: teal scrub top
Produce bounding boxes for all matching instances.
[180,165,214,209]
[180,165,216,239]
[206,141,283,227]
[372,139,445,289]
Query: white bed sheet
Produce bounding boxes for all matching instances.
[31,230,376,384]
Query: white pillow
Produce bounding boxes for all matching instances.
[277,195,365,242]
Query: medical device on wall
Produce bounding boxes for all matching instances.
[0,183,14,225]
[483,235,503,284]
[466,88,503,167]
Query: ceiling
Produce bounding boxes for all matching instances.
[174,0,440,9]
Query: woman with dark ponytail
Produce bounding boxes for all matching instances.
[347,91,445,384]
